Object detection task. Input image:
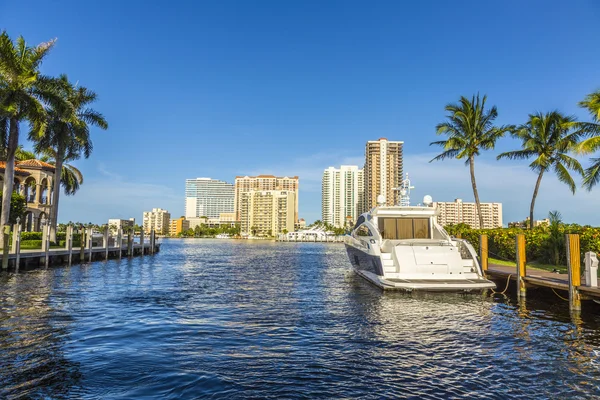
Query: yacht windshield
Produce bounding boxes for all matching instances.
[378,217,430,240]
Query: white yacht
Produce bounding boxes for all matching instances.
[344,177,495,292]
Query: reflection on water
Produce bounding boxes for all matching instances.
[1,239,600,398]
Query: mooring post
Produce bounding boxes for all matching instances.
[104,229,109,260]
[67,225,73,266]
[150,228,156,254]
[118,228,123,259]
[87,228,93,262]
[127,231,133,257]
[516,234,527,298]
[2,225,10,270]
[44,224,50,269]
[80,226,85,262]
[140,229,145,255]
[566,234,582,312]
[15,222,21,272]
[479,234,488,274]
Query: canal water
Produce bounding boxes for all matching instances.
[1,239,600,399]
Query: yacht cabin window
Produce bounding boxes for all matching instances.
[353,216,365,230]
[355,225,372,237]
[378,217,430,240]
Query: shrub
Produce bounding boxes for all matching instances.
[21,232,42,241]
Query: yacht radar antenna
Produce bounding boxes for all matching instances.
[393,173,414,206]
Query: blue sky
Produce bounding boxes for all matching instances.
[2,0,599,225]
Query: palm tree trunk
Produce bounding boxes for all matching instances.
[529,169,545,230]
[469,156,484,229]
[49,149,63,243]
[0,118,19,247]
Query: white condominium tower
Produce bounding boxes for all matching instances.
[364,138,404,210]
[434,199,503,229]
[185,178,235,219]
[142,208,171,235]
[234,175,299,221]
[322,165,364,228]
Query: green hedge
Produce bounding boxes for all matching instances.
[21,232,42,241]
[444,224,600,266]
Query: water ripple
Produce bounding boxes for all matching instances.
[1,239,600,398]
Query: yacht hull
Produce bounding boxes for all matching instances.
[355,270,496,292]
[344,243,384,276]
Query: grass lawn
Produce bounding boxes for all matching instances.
[489,257,567,273]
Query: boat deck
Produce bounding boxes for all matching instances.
[356,269,496,292]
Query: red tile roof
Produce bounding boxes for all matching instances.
[16,159,56,171]
[0,161,31,176]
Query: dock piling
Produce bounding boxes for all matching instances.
[2,225,10,270]
[104,229,109,260]
[127,231,132,257]
[118,228,123,259]
[87,227,93,262]
[516,234,527,298]
[15,223,21,272]
[80,227,85,262]
[150,229,155,255]
[479,234,488,273]
[140,229,145,255]
[67,225,73,266]
[44,224,50,269]
[566,234,582,312]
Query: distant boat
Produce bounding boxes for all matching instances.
[215,233,231,239]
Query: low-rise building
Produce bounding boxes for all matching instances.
[143,208,171,235]
[169,217,190,236]
[508,217,550,229]
[434,199,503,229]
[108,218,135,234]
[0,159,56,232]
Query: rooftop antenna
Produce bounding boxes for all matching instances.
[393,173,414,206]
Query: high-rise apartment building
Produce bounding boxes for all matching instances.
[142,208,171,234]
[434,199,503,229]
[363,138,404,210]
[240,190,296,236]
[322,165,364,228]
[234,175,299,221]
[185,178,235,219]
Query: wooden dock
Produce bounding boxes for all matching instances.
[1,225,160,271]
[479,233,599,313]
[486,264,600,299]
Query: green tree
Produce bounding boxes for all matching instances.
[577,90,600,190]
[430,94,511,228]
[34,75,107,242]
[0,191,26,224]
[0,31,66,240]
[497,111,584,229]
[545,210,564,266]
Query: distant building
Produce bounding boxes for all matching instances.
[322,165,364,228]
[240,190,296,236]
[185,178,234,219]
[235,175,299,222]
[364,138,404,210]
[508,217,550,229]
[295,218,307,232]
[169,217,190,236]
[108,218,135,234]
[434,199,503,229]
[143,208,171,234]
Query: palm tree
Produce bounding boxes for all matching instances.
[0,31,65,243]
[577,90,600,190]
[35,75,107,241]
[497,111,584,229]
[430,94,511,228]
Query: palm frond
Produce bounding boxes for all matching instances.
[583,157,600,191]
[554,162,577,194]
